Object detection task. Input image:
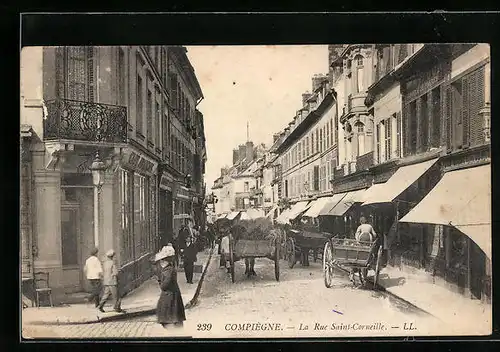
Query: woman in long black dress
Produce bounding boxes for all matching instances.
[153,245,186,329]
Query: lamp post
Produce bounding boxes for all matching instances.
[90,152,106,248]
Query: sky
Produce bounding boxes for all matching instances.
[186,45,329,193]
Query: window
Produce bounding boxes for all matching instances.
[311,133,315,154]
[327,121,331,148]
[136,75,144,135]
[313,166,319,191]
[120,169,133,263]
[355,54,365,92]
[305,137,310,157]
[356,122,365,156]
[431,87,441,147]
[117,48,126,106]
[298,142,302,162]
[420,93,429,152]
[67,47,87,101]
[408,100,418,154]
[331,118,336,145]
[384,118,392,160]
[169,73,178,110]
[316,130,319,152]
[147,89,153,141]
[134,174,149,257]
[155,100,161,147]
[244,182,249,192]
[319,129,323,153]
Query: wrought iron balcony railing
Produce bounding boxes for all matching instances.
[43,99,128,143]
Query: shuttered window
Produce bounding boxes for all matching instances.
[147,89,153,141]
[445,85,453,150]
[117,48,126,106]
[408,101,418,154]
[313,166,319,191]
[420,93,429,152]
[316,129,319,152]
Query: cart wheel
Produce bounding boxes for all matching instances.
[373,246,383,288]
[286,238,296,268]
[229,242,235,283]
[323,241,334,288]
[274,242,280,281]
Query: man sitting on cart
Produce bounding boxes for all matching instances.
[351,216,380,284]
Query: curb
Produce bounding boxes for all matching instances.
[27,248,215,326]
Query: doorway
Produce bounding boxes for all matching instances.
[61,206,82,293]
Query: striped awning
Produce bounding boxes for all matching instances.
[303,197,332,218]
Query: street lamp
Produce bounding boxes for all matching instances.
[90,152,106,247]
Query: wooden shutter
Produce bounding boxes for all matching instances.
[86,47,95,102]
[396,111,402,157]
[55,47,66,99]
[386,118,392,160]
[313,166,319,191]
[469,66,486,146]
[445,85,453,151]
[461,76,470,148]
[401,103,409,157]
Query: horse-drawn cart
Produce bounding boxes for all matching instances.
[285,229,329,268]
[322,237,383,288]
[226,237,280,283]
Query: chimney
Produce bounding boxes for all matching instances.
[246,141,254,162]
[312,74,328,92]
[273,133,280,143]
[302,91,312,106]
[238,144,246,163]
[232,149,239,165]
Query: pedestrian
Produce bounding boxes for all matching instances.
[220,228,231,274]
[153,245,186,329]
[98,249,125,313]
[83,247,103,307]
[181,236,198,284]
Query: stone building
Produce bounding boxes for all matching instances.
[20,46,206,302]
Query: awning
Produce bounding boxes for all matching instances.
[226,211,240,220]
[275,208,292,224]
[327,188,367,216]
[216,213,228,219]
[400,164,491,258]
[303,197,333,218]
[246,208,265,219]
[318,193,348,216]
[265,205,278,218]
[238,211,251,220]
[287,201,312,220]
[362,158,439,206]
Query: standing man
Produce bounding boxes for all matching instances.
[98,249,124,313]
[181,236,198,284]
[84,247,103,307]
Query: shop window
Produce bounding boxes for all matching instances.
[120,169,133,264]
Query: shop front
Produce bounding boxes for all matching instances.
[400,163,491,301]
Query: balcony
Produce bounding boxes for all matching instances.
[356,151,374,171]
[341,92,369,123]
[43,99,128,144]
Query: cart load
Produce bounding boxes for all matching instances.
[225,216,282,283]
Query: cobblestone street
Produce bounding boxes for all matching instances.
[23,251,460,339]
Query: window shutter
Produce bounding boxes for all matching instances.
[55,47,66,99]
[86,47,95,102]
[445,85,453,151]
[462,76,470,148]
[469,66,486,146]
[401,103,409,157]
[313,166,319,191]
[386,118,392,160]
[396,111,402,157]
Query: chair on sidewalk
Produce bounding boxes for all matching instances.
[34,272,53,307]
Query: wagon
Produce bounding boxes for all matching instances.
[322,236,383,288]
[225,235,280,283]
[285,229,329,268]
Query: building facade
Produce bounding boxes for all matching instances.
[20,46,205,301]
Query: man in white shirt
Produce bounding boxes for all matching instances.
[220,229,231,273]
[84,247,103,307]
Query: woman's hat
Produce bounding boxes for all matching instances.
[154,245,175,262]
[106,249,115,258]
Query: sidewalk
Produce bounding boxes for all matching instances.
[22,248,214,325]
[376,265,492,334]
